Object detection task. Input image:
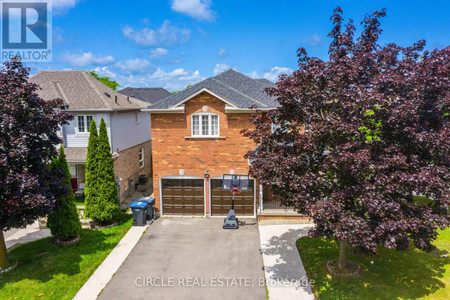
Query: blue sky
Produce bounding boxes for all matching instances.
[25,0,450,91]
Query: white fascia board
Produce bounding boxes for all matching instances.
[225,106,274,113]
[142,105,185,113]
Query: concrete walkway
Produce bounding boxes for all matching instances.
[5,221,51,249]
[74,224,149,300]
[259,224,315,300]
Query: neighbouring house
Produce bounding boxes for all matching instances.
[143,69,301,220]
[30,71,154,200]
[118,87,171,104]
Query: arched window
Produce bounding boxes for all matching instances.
[191,113,219,137]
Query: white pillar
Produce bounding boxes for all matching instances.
[259,184,263,212]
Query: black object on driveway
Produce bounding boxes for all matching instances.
[222,174,250,229]
[138,196,155,221]
[129,201,148,226]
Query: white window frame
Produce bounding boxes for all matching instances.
[135,112,140,124]
[77,115,93,133]
[139,147,144,168]
[191,113,219,137]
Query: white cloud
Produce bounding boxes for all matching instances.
[168,68,188,76]
[247,71,259,79]
[171,0,215,21]
[118,67,203,91]
[92,66,117,79]
[217,48,226,56]
[302,34,323,47]
[59,52,115,67]
[115,58,151,74]
[263,67,293,82]
[122,20,191,47]
[53,0,78,14]
[150,48,169,58]
[213,63,230,75]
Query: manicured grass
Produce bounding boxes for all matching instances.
[0,214,133,300]
[297,228,450,299]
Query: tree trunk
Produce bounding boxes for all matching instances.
[338,239,348,269]
[0,231,9,267]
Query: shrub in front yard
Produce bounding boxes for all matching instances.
[85,118,121,223]
[47,146,82,241]
[84,119,98,219]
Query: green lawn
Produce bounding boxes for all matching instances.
[74,198,84,207]
[0,214,133,300]
[297,228,450,299]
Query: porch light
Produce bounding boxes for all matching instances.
[204,170,210,178]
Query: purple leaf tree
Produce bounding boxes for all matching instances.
[244,7,449,269]
[0,60,73,266]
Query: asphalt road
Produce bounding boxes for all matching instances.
[99,217,266,300]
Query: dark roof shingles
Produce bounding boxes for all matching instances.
[149,69,278,110]
[118,87,171,104]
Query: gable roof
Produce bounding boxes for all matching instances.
[118,87,171,104]
[146,69,278,111]
[30,71,149,111]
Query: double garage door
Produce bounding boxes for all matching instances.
[161,178,254,216]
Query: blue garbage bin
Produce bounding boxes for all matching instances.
[139,197,155,220]
[129,201,148,226]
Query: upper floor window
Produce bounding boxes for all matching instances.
[191,113,219,137]
[135,112,140,124]
[77,115,93,133]
[139,147,144,168]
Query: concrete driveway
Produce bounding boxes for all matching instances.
[99,217,266,300]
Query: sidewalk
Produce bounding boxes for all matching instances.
[74,224,149,300]
[259,224,315,300]
[4,221,51,249]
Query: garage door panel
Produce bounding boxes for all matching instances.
[162,179,205,215]
[211,179,254,216]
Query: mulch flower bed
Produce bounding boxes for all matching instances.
[56,234,80,246]
[0,260,18,274]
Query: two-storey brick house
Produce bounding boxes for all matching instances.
[144,69,297,219]
[30,71,161,200]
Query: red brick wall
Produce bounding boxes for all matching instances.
[151,91,260,213]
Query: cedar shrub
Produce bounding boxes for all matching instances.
[47,146,82,240]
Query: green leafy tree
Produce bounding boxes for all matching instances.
[85,118,121,223]
[84,119,98,219]
[47,146,82,240]
[87,71,119,90]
